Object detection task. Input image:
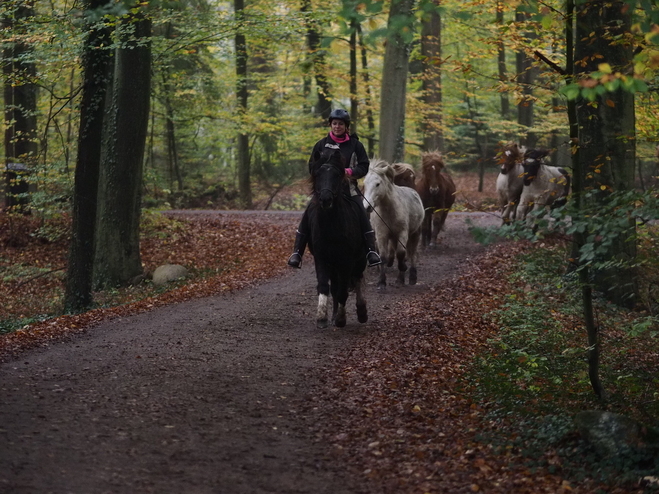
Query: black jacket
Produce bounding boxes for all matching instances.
[308,133,370,180]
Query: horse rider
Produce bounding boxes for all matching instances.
[287,108,382,269]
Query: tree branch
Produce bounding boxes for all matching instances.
[533,50,567,76]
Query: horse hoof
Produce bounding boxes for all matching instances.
[377,283,386,291]
[334,317,346,328]
[409,268,417,285]
[317,318,328,329]
[357,305,368,323]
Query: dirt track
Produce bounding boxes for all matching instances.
[0,211,499,494]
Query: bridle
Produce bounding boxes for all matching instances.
[314,162,344,206]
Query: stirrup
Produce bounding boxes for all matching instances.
[366,251,382,267]
[288,252,302,269]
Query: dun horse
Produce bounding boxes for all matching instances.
[363,159,424,290]
[307,148,368,328]
[414,151,456,247]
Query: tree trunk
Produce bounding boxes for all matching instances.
[515,9,536,148]
[302,0,331,122]
[358,25,375,156]
[161,23,183,192]
[575,0,637,308]
[63,0,113,312]
[350,19,358,134]
[379,0,415,163]
[165,102,183,192]
[94,11,151,289]
[496,1,510,119]
[235,0,251,209]
[562,0,603,399]
[2,0,38,211]
[421,0,443,152]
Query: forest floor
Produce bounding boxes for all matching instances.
[0,173,644,493]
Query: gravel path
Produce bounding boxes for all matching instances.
[0,211,499,494]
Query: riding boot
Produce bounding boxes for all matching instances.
[287,230,307,268]
[364,230,382,267]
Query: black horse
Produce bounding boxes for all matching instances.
[307,148,368,328]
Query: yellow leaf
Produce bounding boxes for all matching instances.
[600,185,607,190]
[598,63,612,74]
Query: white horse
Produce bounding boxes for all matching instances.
[363,159,425,290]
[495,142,526,223]
[517,148,571,225]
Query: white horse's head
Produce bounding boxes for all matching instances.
[363,159,395,212]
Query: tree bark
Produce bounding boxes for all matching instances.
[379,0,415,163]
[94,10,151,289]
[63,0,113,312]
[496,1,510,119]
[161,23,183,192]
[421,0,443,152]
[350,19,358,134]
[515,9,536,148]
[358,25,375,155]
[2,0,38,210]
[575,0,637,308]
[302,0,331,122]
[235,0,251,209]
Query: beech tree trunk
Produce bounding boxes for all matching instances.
[235,0,251,208]
[94,11,151,289]
[358,25,376,155]
[421,0,443,152]
[515,9,537,148]
[63,0,113,312]
[2,0,37,210]
[496,2,510,119]
[379,0,416,163]
[161,23,183,192]
[302,0,331,122]
[350,19,358,134]
[575,0,637,308]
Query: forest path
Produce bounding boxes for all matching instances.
[0,211,498,494]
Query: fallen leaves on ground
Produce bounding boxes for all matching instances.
[0,211,297,360]
[312,244,642,494]
[0,208,644,493]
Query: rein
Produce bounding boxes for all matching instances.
[358,188,408,252]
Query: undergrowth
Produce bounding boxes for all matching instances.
[468,240,659,490]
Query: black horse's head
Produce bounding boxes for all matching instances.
[522,148,549,186]
[311,148,346,211]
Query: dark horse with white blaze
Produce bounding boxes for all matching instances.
[307,148,368,329]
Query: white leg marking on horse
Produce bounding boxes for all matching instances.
[317,293,329,322]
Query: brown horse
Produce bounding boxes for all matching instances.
[392,162,416,188]
[414,151,456,248]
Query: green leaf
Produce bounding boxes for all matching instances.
[604,78,621,92]
[633,78,649,93]
[560,83,580,100]
[582,87,598,101]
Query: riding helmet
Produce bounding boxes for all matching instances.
[328,108,350,126]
